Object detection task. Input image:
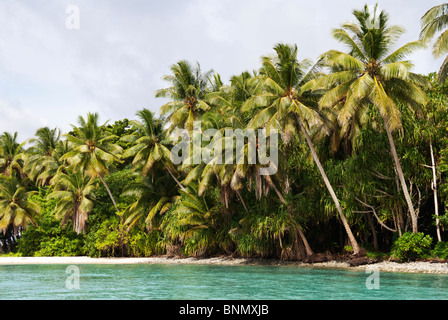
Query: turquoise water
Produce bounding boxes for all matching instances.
[1,264,447,300]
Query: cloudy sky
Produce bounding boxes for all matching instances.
[0,0,444,140]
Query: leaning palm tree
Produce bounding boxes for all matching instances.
[61,112,123,211]
[121,108,185,190]
[0,175,40,234]
[420,3,448,84]
[47,170,96,234]
[155,60,213,132]
[243,43,361,254]
[317,4,429,233]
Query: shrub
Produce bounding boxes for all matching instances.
[432,241,448,260]
[83,217,128,257]
[344,245,353,253]
[17,189,85,257]
[84,216,163,257]
[391,232,433,262]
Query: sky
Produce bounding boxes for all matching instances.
[0,0,444,141]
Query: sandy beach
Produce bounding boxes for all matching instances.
[1,256,448,274]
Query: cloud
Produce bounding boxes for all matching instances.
[0,99,48,140]
[0,0,443,142]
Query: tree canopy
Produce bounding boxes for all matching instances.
[2,3,448,263]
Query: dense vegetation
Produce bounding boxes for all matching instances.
[2,4,448,262]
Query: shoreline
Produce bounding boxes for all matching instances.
[1,256,448,274]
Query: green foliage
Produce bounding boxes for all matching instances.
[432,241,448,259]
[6,3,448,261]
[391,232,433,262]
[84,216,128,257]
[94,168,137,215]
[344,245,353,253]
[17,188,85,256]
[105,119,136,169]
[159,183,231,257]
[438,214,448,228]
[84,215,163,257]
[127,229,164,257]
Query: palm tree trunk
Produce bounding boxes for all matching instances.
[236,190,249,213]
[296,227,314,256]
[97,171,118,211]
[366,212,378,249]
[265,175,286,204]
[430,142,442,242]
[296,115,360,255]
[165,163,187,192]
[383,119,418,233]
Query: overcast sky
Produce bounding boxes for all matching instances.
[0,0,444,140]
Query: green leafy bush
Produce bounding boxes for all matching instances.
[17,188,85,256]
[83,217,127,257]
[391,232,433,262]
[432,241,448,260]
[84,215,163,257]
[128,230,164,257]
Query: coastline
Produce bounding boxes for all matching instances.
[1,256,448,274]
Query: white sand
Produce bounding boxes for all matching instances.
[352,261,448,274]
[0,256,252,266]
[0,256,447,274]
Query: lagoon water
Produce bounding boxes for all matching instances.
[1,263,447,300]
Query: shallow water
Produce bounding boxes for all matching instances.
[1,263,447,300]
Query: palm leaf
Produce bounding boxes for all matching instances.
[432,30,448,57]
[382,40,425,64]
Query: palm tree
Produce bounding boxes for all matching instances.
[206,71,260,126]
[155,60,213,132]
[122,108,185,190]
[161,183,226,257]
[47,170,96,234]
[61,112,123,211]
[0,132,26,177]
[243,43,361,254]
[420,3,448,83]
[122,172,178,232]
[23,127,61,186]
[0,175,40,234]
[317,4,429,233]
[32,140,72,187]
[184,128,286,212]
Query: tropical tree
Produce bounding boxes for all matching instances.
[47,170,96,234]
[243,43,361,254]
[0,175,40,234]
[155,60,213,132]
[121,171,178,231]
[184,127,286,213]
[160,183,229,257]
[121,108,185,190]
[317,4,429,234]
[23,127,62,186]
[33,140,72,186]
[61,112,123,211]
[0,132,25,177]
[205,71,260,126]
[420,3,448,84]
